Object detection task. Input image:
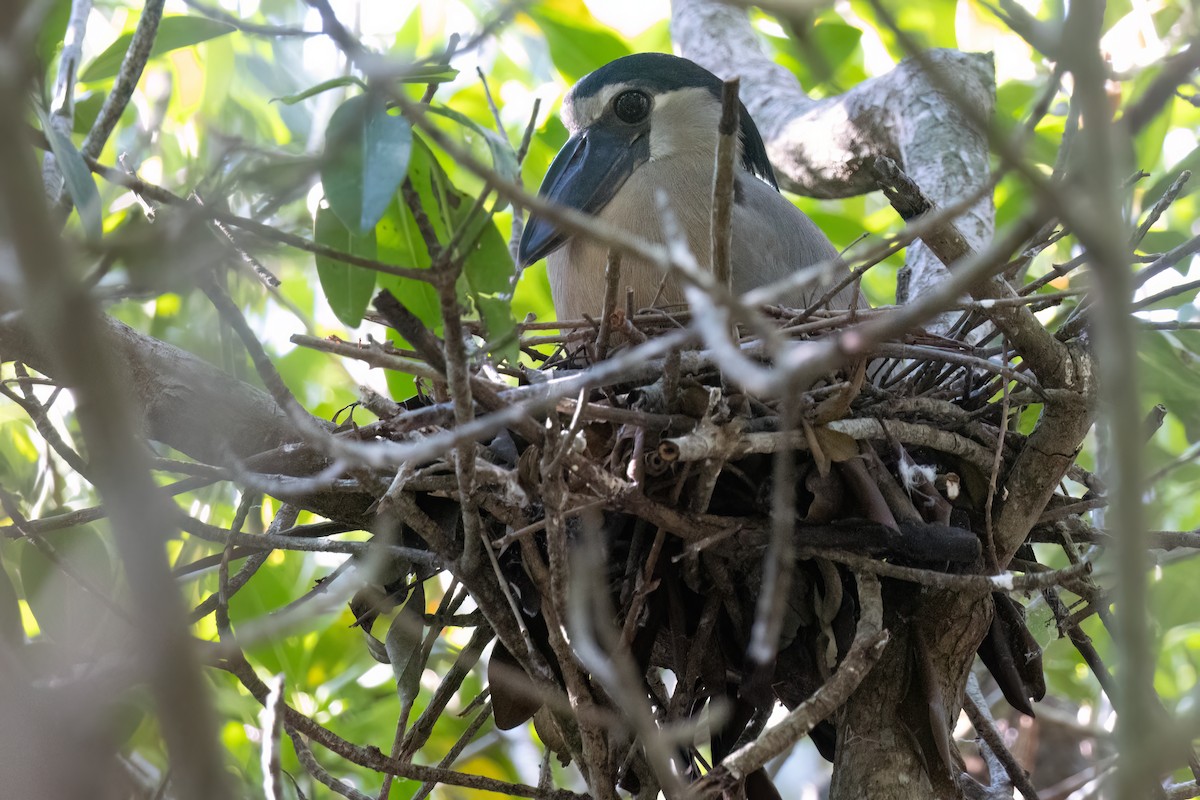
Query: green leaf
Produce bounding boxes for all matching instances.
[385,582,425,707]
[395,64,459,84]
[376,196,432,269]
[36,0,72,71]
[199,32,235,118]
[18,524,113,643]
[71,91,105,136]
[456,208,517,364]
[374,192,440,402]
[898,0,958,48]
[774,16,865,92]
[383,135,516,361]
[375,197,440,320]
[455,211,514,295]
[314,204,378,327]
[404,135,454,242]
[527,5,632,82]
[272,76,368,106]
[80,16,237,83]
[0,559,21,645]
[1139,228,1189,257]
[848,0,956,59]
[38,107,101,242]
[1139,330,1200,440]
[475,294,520,365]
[404,137,481,268]
[414,136,517,359]
[1131,69,1174,176]
[427,104,520,185]
[322,94,414,234]
[814,22,864,79]
[0,421,41,501]
[1141,150,1199,215]
[1103,0,1134,33]
[393,5,422,53]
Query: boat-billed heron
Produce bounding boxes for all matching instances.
[518,52,844,322]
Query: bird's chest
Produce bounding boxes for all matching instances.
[547,162,713,322]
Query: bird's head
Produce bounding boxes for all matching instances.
[518,53,778,267]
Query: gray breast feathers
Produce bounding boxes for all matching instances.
[547,164,846,322]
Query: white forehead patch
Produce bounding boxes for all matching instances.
[561,82,632,133]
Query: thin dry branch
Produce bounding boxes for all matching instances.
[964,675,1043,800]
[225,652,584,800]
[870,157,1072,385]
[710,78,740,292]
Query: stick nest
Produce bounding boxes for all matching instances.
[331,296,1090,793]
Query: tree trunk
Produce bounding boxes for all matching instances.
[831,589,992,799]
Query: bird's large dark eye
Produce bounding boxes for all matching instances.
[613,90,650,124]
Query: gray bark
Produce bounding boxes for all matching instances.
[671,0,995,324]
[0,313,300,464]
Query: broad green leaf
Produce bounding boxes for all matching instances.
[1139,330,1200,439]
[314,204,378,327]
[410,137,517,360]
[995,81,1040,137]
[38,107,101,242]
[455,203,517,364]
[475,294,520,365]
[1152,568,1200,634]
[393,5,422,53]
[396,64,459,84]
[379,136,516,367]
[1131,69,1174,177]
[36,0,72,71]
[70,91,105,135]
[108,694,149,748]
[427,104,520,185]
[996,174,1035,230]
[322,93,413,234]
[385,582,425,707]
[813,22,865,82]
[404,135,510,290]
[18,524,113,644]
[375,193,440,402]
[527,5,631,82]
[897,0,957,48]
[403,135,454,245]
[632,18,672,54]
[849,0,956,59]
[802,209,866,254]
[1139,228,1189,256]
[512,260,555,327]
[1103,0,1135,33]
[454,210,514,296]
[273,76,368,106]
[775,17,865,92]
[0,560,20,644]
[375,198,441,324]
[1140,150,1199,217]
[275,344,357,414]
[80,16,237,83]
[520,117,570,188]
[376,194,433,270]
[377,140,446,276]
[200,32,235,119]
